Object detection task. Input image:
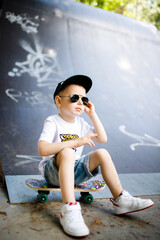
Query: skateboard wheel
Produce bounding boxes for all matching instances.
[37,193,48,203]
[84,194,94,204]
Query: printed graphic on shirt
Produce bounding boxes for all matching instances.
[60,134,79,142]
[60,134,79,152]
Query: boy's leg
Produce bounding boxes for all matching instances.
[56,148,76,204]
[89,148,123,199]
[56,148,89,237]
[89,148,154,214]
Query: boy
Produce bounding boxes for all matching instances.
[38,75,154,237]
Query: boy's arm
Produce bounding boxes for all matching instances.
[38,133,97,156]
[85,102,107,143]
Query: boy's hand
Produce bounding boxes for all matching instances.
[76,134,97,148]
[84,101,107,143]
[84,102,95,116]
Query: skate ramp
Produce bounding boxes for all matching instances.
[0,0,160,202]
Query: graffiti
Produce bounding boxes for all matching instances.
[5,12,45,33]
[15,155,41,166]
[119,125,160,151]
[8,37,62,88]
[5,12,41,34]
[5,88,53,106]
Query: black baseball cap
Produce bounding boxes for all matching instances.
[53,75,92,99]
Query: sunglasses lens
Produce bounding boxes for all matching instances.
[70,95,89,106]
[70,94,79,103]
[82,97,89,106]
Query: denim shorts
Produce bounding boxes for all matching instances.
[44,152,100,186]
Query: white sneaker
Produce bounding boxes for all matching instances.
[60,202,89,237]
[110,190,154,215]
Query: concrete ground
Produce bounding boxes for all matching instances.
[0,186,160,240]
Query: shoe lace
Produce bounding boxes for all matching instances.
[123,191,134,199]
[65,209,83,223]
[123,191,143,203]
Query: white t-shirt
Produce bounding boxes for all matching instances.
[38,114,94,176]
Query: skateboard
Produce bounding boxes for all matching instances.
[25,179,106,204]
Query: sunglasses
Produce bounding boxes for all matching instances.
[59,94,89,106]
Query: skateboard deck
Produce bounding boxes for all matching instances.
[25,179,106,204]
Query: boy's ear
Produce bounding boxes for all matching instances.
[55,95,61,107]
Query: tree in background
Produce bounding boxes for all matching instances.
[139,0,160,31]
[75,0,160,31]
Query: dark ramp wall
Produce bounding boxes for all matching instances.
[0,0,160,178]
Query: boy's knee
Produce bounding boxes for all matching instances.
[56,148,76,165]
[94,148,111,160]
